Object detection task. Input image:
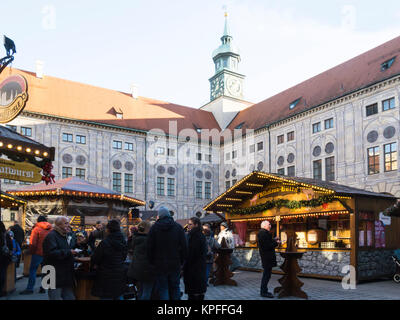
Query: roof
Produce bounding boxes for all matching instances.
[227,35,400,131]
[204,171,396,212]
[7,177,145,206]
[0,125,54,161]
[0,68,221,136]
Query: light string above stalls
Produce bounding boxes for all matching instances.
[226,195,337,215]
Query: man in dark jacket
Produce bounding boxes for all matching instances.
[147,206,187,300]
[91,219,128,300]
[10,221,24,268]
[257,220,280,298]
[42,217,78,300]
[184,217,207,300]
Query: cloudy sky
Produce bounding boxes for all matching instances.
[2,1,400,108]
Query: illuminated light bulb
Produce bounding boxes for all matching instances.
[26,148,31,153]
[43,152,48,157]
[0,142,3,147]
[7,144,13,149]
[17,146,22,151]
[35,150,40,155]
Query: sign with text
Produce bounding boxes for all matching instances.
[379,212,391,226]
[0,158,42,182]
[0,75,29,123]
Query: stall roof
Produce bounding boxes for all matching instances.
[203,171,396,212]
[0,190,26,209]
[7,177,145,206]
[201,213,225,224]
[0,125,55,161]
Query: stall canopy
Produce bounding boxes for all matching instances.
[203,171,396,215]
[7,177,145,228]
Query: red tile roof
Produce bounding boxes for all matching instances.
[0,68,221,135]
[228,35,400,131]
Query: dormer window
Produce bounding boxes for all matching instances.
[235,122,245,129]
[381,57,396,71]
[289,98,301,110]
[194,124,202,133]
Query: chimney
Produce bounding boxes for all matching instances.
[131,83,139,99]
[36,60,44,78]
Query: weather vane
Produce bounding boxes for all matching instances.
[0,35,16,74]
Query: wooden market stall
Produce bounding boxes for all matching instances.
[7,176,145,230]
[203,171,400,282]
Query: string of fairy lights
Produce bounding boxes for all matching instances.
[9,189,145,206]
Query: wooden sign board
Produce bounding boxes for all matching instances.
[0,158,42,183]
[0,75,29,123]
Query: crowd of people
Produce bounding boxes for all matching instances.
[0,207,247,300]
[1,210,281,300]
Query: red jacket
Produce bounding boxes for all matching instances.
[30,221,52,256]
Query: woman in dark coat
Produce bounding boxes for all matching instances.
[127,221,155,300]
[0,222,13,297]
[183,217,207,300]
[91,219,128,300]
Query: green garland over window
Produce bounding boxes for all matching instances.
[227,195,335,215]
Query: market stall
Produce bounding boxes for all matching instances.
[204,171,400,282]
[7,177,145,230]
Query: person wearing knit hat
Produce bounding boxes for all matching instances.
[147,206,188,300]
[157,206,171,220]
[217,221,234,249]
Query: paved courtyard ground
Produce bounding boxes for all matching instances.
[1,265,399,300]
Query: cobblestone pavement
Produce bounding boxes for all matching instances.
[1,266,399,300]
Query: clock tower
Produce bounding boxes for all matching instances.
[209,12,245,101]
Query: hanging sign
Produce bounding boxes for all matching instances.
[0,158,42,183]
[0,74,28,123]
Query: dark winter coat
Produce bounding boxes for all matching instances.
[10,224,24,247]
[147,216,188,275]
[42,230,75,288]
[257,229,278,269]
[183,226,207,295]
[91,231,128,299]
[127,233,155,282]
[205,234,219,264]
[0,232,13,267]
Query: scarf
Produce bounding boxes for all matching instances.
[54,225,67,237]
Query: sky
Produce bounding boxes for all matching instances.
[2,1,400,108]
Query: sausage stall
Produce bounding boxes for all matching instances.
[203,171,400,282]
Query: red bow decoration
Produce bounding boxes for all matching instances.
[41,161,55,185]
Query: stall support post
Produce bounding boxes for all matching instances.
[276,216,281,241]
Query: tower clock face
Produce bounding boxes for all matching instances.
[226,77,242,96]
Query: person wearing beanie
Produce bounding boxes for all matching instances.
[91,219,128,300]
[20,215,52,295]
[147,206,187,300]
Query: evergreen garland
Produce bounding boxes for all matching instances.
[227,195,335,215]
